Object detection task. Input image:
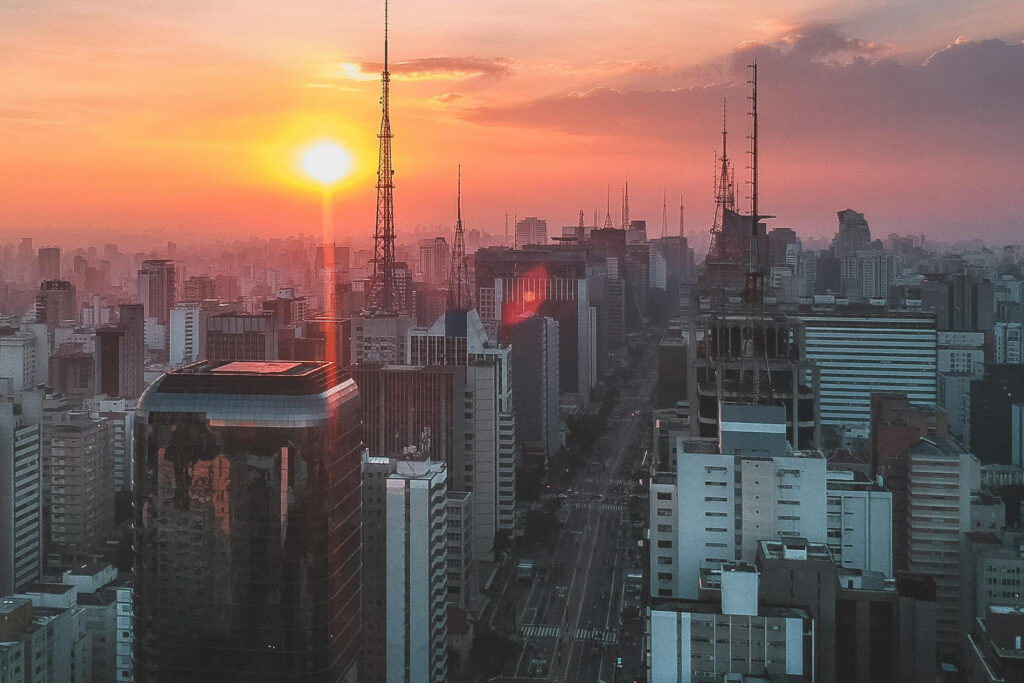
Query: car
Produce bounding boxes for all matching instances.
[558,493,569,500]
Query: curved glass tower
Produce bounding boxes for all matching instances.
[133,361,362,682]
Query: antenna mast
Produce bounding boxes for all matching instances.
[621,181,630,229]
[744,61,764,305]
[603,186,614,228]
[679,195,685,238]
[447,165,471,311]
[366,0,398,314]
[661,189,668,238]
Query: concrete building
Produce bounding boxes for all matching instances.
[37,247,61,281]
[515,217,547,247]
[133,360,363,681]
[351,314,416,365]
[205,311,280,361]
[647,562,813,682]
[0,333,41,392]
[136,259,175,325]
[907,436,978,655]
[649,405,827,600]
[507,314,560,463]
[95,304,144,399]
[445,490,476,609]
[826,469,893,576]
[994,322,1023,365]
[48,414,115,557]
[182,275,215,302]
[0,396,43,595]
[966,606,1024,683]
[800,309,937,432]
[0,596,91,683]
[418,237,450,285]
[971,365,1024,465]
[385,460,448,683]
[168,302,201,368]
[35,280,77,332]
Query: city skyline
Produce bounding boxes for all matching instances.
[2,1,1023,244]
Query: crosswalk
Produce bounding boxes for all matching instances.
[568,502,626,512]
[518,625,619,644]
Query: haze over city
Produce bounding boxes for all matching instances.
[3,0,1023,245]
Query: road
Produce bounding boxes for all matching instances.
[500,339,658,682]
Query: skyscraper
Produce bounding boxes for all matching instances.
[514,217,547,247]
[37,247,61,281]
[0,393,43,595]
[137,259,176,325]
[133,360,363,681]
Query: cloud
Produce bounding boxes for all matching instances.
[341,56,512,82]
[465,27,1024,157]
[431,92,464,104]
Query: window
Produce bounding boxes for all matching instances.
[657,540,673,548]
[657,556,673,565]
[657,524,672,532]
[657,572,673,581]
[656,508,672,517]
[656,492,672,501]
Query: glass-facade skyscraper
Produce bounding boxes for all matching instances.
[133,360,363,682]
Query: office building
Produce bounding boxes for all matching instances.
[351,314,416,365]
[95,304,144,399]
[647,562,813,682]
[445,490,476,609]
[0,333,41,392]
[37,247,61,281]
[48,345,95,396]
[133,360,363,681]
[36,280,76,331]
[418,237,450,285]
[507,314,560,462]
[182,275,216,302]
[967,606,1024,683]
[937,330,986,376]
[831,209,873,258]
[971,365,1024,465]
[800,308,937,431]
[0,597,92,683]
[649,405,827,600]
[137,259,175,325]
[0,396,43,595]
[515,217,547,247]
[205,311,279,361]
[826,469,893,576]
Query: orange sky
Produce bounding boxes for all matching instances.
[2,1,1023,247]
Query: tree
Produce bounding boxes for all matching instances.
[492,529,512,556]
[469,626,519,679]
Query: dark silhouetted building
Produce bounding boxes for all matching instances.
[37,247,61,281]
[95,304,144,398]
[137,259,176,325]
[205,312,279,361]
[36,280,76,331]
[133,360,363,681]
[970,364,1024,464]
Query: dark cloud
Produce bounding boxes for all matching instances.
[358,56,512,80]
[466,29,1024,158]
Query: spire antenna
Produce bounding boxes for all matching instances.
[447,164,472,311]
[366,0,398,314]
[603,185,614,229]
[661,189,668,238]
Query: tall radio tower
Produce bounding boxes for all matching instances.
[679,195,685,238]
[621,181,630,229]
[447,165,472,311]
[603,186,614,228]
[744,61,764,307]
[366,0,397,315]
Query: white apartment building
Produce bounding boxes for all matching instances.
[995,322,1023,364]
[386,460,448,683]
[0,334,39,392]
[825,470,893,576]
[352,314,416,365]
[168,302,201,368]
[800,310,937,428]
[0,398,43,595]
[649,406,827,600]
[937,330,986,376]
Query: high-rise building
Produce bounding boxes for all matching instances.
[0,395,43,595]
[36,280,77,331]
[994,321,1023,364]
[800,307,937,433]
[970,365,1024,465]
[362,454,448,683]
[37,247,61,281]
[906,435,978,655]
[831,208,872,258]
[0,333,41,392]
[825,469,893,576]
[94,304,144,398]
[418,237,450,285]
[182,275,216,302]
[137,259,175,325]
[47,415,115,557]
[133,360,362,681]
[205,312,279,361]
[507,314,559,463]
[168,302,201,368]
[351,313,416,365]
[514,217,547,247]
[649,405,827,600]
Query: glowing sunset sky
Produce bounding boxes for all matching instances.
[2,0,1023,246]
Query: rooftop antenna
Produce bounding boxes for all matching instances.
[504,210,509,245]
[661,189,668,238]
[447,164,472,311]
[578,210,585,229]
[366,0,398,314]
[745,61,764,303]
[679,195,685,238]
[603,186,614,228]
[621,181,630,229]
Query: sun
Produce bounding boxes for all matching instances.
[300,141,352,186]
